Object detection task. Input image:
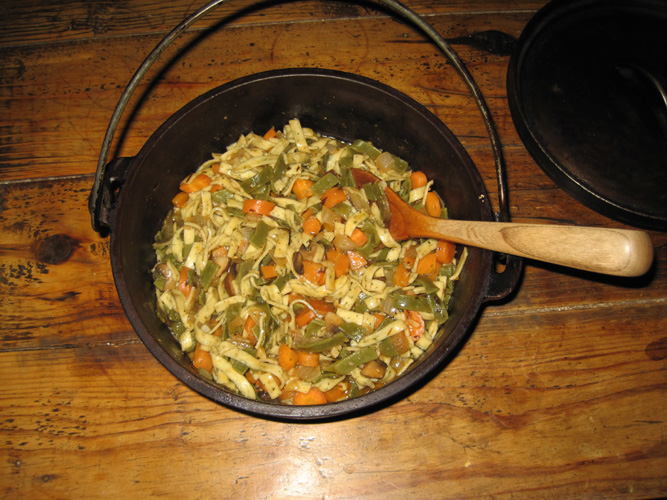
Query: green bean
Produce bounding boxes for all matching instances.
[249,220,270,248]
[199,260,220,290]
[295,332,347,353]
[350,139,381,159]
[328,346,378,375]
[310,172,339,196]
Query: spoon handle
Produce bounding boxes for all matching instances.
[417,218,654,277]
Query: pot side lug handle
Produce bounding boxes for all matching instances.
[484,253,523,303]
[88,157,133,236]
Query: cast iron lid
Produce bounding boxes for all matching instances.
[507,0,667,230]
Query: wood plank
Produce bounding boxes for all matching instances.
[0,11,530,181]
[0,0,547,47]
[1,302,665,499]
[1,175,665,352]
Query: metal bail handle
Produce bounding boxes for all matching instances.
[88,0,521,298]
[89,0,513,231]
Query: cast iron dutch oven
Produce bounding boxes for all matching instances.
[89,0,521,421]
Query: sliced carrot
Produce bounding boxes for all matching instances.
[293,178,314,200]
[302,208,314,220]
[327,249,351,277]
[321,186,347,208]
[405,310,425,341]
[303,217,322,236]
[172,191,189,208]
[242,199,276,215]
[308,298,335,316]
[209,183,222,193]
[278,343,299,371]
[178,266,193,297]
[416,252,438,275]
[180,173,212,193]
[193,344,213,372]
[212,163,222,174]
[373,312,386,329]
[436,240,456,264]
[350,228,369,248]
[293,387,327,405]
[263,126,278,140]
[297,351,320,368]
[425,191,441,217]
[302,260,326,285]
[244,315,256,334]
[260,264,278,280]
[410,170,428,189]
[346,251,367,270]
[295,308,317,328]
[392,262,411,287]
[324,383,350,403]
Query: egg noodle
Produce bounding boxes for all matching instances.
[152,119,465,405]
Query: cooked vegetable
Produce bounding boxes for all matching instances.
[152,119,465,405]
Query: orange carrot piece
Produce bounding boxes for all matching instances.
[405,310,425,341]
[303,217,322,236]
[410,170,428,189]
[346,251,367,270]
[244,315,256,333]
[295,308,317,328]
[392,262,411,287]
[436,240,456,264]
[308,298,335,316]
[297,351,320,367]
[373,312,386,329]
[320,186,347,208]
[180,173,212,193]
[260,264,278,280]
[242,199,276,215]
[327,249,350,277]
[293,387,327,405]
[302,208,314,220]
[302,260,326,285]
[278,344,299,371]
[193,344,213,372]
[350,228,369,247]
[172,191,189,208]
[178,266,193,297]
[324,383,350,403]
[416,253,438,275]
[293,178,314,200]
[425,191,441,217]
[209,183,222,193]
[263,127,278,140]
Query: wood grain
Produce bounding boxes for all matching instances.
[0,9,528,181]
[1,304,665,499]
[1,1,666,498]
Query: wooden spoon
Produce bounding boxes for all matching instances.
[351,168,654,277]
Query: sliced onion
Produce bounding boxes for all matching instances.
[344,187,371,213]
[321,205,342,231]
[381,296,397,316]
[325,311,344,332]
[333,233,357,253]
[295,365,321,382]
[375,151,395,173]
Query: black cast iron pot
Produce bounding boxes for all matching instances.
[89,1,522,421]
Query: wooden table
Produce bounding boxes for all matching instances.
[1,1,665,498]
